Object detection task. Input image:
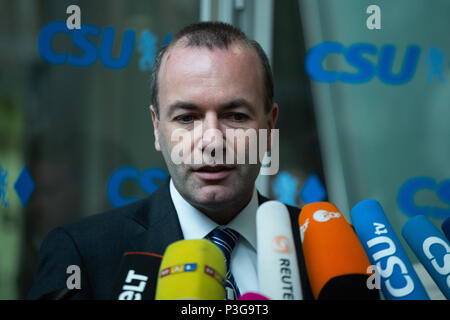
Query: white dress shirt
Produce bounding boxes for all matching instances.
[169,179,259,294]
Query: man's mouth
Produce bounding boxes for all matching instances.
[194,165,234,172]
[192,165,235,180]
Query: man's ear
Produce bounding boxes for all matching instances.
[268,103,279,130]
[267,103,279,151]
[149,105,161,152]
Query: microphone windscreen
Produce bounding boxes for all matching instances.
[351,199,430,300]
[442,217,450,242]
[299,202,378,300]
[155,239,226,300]
[111,251,163,300]
[256,200,303,300]
[256,201,303,300]
[402,215,450,299]
[238,292,270,300]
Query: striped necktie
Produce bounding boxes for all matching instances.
[205,227,241,300]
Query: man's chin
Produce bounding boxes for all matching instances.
[195,184,235,204]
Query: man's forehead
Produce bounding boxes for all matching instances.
[156,38,266,113]
[162,39,259,69]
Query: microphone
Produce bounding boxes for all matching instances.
[38,288,80,300]
[402,215,450,299]
[155,239,226,300]
[442,217,450,242]
[111,251,163,300]
[350,199,429,300]
[256,200,303,300]
[299,201,379,300]
[238,292,270,300]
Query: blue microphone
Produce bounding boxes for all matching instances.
[442,217,450,242]
[402,215,450,299]
[350,199,429,300]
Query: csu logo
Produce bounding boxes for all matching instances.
[305,41,421,85]
[366,225,415,298]
[398,177,450,219]
[38,21,135,69]
[107,167,168,208]
[38,21,172,70]
[422,236,450,281]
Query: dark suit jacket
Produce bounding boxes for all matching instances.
[27,179,313,300]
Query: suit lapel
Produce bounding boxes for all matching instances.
[126,184,267,255]
[126,179,183,256]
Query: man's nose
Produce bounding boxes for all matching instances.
[200,113,224,150]
[203,112,220,131]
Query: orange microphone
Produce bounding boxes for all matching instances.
[298,202,379,300]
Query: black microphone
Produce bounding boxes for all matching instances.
[110,251,163,300]
[38,288,81,300]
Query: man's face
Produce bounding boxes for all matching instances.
[150,41,277,221]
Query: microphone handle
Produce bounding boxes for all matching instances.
[39,288,80,300]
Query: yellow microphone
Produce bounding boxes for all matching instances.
[155,239,226,300]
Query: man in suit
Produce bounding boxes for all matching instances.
[28,21,313,300]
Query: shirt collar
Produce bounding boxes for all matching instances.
[170,179,258,250]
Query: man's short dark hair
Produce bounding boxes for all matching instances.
[151,21,274,119]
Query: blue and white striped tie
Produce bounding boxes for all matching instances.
[205,227,241,300]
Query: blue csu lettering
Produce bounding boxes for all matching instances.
[398,177,450,219]
[38,21,135,69]
[107,167,169,208]
[305,41,421,85]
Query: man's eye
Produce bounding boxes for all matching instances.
[175,115,196,124]
[226,113,249,122]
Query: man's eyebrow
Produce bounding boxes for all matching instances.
[166,98,255,117]
[167,101,200,117]
[220,98,255,113]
